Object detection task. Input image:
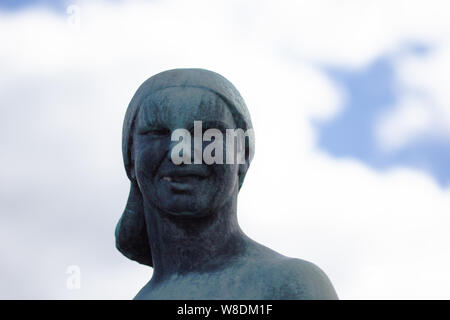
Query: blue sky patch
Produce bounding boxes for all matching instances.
[315,44,450,187]
[0,0,70,12]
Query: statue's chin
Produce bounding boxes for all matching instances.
[163,210,212,218]
[152,201,213,219]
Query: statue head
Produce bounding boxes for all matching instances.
[115,69,254,266]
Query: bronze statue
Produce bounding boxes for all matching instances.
[115,68,338,299]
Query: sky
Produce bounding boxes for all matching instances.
[1,0,450,299]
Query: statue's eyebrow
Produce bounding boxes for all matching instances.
[201,120,232,130]
[136,107,166,133]
[184,120,233,134]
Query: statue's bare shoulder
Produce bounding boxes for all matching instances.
[241,240,338,299]
[266,257,338,299]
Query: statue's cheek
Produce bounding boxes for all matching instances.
[134,138,167,182]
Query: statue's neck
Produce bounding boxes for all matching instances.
[143,194,246,282]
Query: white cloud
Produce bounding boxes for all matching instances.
[0,0,450,299]
[376,42,450,151]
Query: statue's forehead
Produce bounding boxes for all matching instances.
[139,87,235,126]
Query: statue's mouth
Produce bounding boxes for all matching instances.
[160,170,208,191]
[162,175,205,182]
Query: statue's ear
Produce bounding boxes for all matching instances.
[237,138,250,189]
[237,130,254,190]
[238,161,250,190]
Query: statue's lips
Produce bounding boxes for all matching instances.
[160,170,208,191]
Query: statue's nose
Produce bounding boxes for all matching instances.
[166,132,203,165]
[166,134,193,164]
[167,138,182,162]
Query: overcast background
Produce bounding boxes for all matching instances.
[1,0,450,299]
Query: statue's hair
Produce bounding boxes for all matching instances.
[115,68,254,266]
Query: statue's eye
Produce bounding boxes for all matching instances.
[144,128,171,136]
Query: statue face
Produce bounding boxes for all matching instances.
[133,87,240,217]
